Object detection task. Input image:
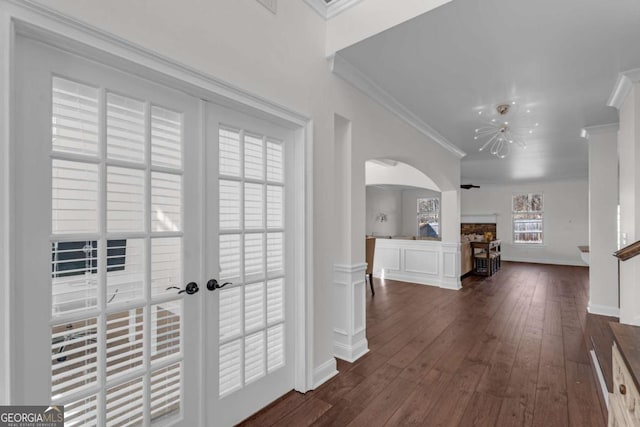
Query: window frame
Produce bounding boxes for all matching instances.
[512,192,544,245]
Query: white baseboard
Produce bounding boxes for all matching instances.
[588,303,620,318]
[312,358,338,389]
[590,349,609,410]
[334,338,369,363]
[502,257,586,267]
[374,272,461,290]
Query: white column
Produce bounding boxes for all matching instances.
[333,114,370,362]
[332,263,369,362]
[609,71,640,325]
[584,124,619,317]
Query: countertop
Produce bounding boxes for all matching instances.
[610,322,640,391]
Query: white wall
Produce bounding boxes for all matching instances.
[365,187,440,237]
[326,0,452,54]
[586,125,619,317]
[617,82,640,325]
[460,180,589,266]
[7,0,461,383]
[401,188,440,236]
[365,186,402,236]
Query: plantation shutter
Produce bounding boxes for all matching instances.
[217,127,286,397]
[49,76,188,425]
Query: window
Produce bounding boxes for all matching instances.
[512,193,543,244]
[417,197,439,238]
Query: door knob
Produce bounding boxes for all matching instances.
[166,282,199,295]
[206,279,232,291]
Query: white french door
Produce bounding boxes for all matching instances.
[204,106,295,426]
[12,34,297,427]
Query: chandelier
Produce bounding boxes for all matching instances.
[474,102,538,158]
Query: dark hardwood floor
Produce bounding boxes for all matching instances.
[239,262,607,427]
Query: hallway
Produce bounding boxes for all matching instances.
[240,262,605,426]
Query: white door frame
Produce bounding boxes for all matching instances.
[0,0,314,406]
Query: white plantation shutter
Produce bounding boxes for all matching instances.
[150,363,182,422]
[267,324,284,372]
[152,172,182,232]
[151,301,182,362]
[244,234,264,280]
[52,77,99,156]
[107,166,145,232]
[266,279,284,324]
[52,160,99,234]
[151,237,182,297]
[244,332,266,384]
[217,127,286,397]
[244,283,265,332]
[51,318,99,399]
[106,93,145,163]
[244,183,264,229]
[64,395,99,427]
[219,287,242,341]
[48,76,186,425]
[151,106,182,169]
[219,341,243,397]
[105,377,144,426]
[105,309,144,380]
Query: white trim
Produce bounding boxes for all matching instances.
[0,4,12,405]
[334,263,367,273]
[581,123,619,141]
[330,54,466,159]
[295,120,315,392]
[608,68,640,110]
[587,303,620,318]
[312,358,338,389]
[0,0,315,399]
[590,349,610,410]
[333,339,369,363]
[501,257,586,267]
[6,0,309,127]
[375,271,461,290]
[303,0,364,19]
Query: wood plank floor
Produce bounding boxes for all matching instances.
[239,262,606,427]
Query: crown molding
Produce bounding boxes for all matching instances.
[608,68,640,110]
[4,0,310,128]
[303,0,364,20]
[330,54,466,159]
[580,123,619,140]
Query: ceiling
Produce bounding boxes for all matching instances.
[338,0,640,184]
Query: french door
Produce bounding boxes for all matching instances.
[12,35,295,426]
[204,105,295,426]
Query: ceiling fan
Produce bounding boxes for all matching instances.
[460,184,480,190]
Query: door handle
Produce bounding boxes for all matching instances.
[166,282,200,295]
[206,279,232,291]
